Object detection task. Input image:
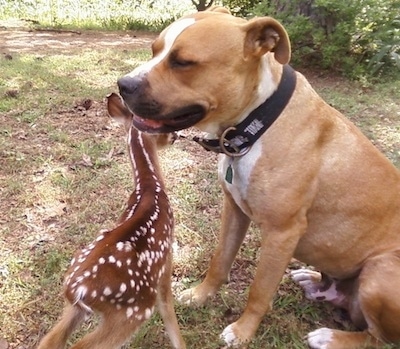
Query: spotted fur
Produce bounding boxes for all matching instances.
[37,95,185,349]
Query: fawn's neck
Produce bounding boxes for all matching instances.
[63,125,173,315]
[118,126,166,224]
[128,127,164,191]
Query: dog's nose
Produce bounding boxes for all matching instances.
[117,76,141,96]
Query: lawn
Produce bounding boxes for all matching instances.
[0,21,399,349]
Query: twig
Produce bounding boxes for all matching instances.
[32,28,81,35]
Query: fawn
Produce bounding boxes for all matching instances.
[37,93,185,349]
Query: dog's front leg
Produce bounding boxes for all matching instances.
[179,192,251,306]
[221,221,303,348]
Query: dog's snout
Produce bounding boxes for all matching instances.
[117,76,141,96]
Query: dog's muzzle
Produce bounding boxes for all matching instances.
[117,75,206,133]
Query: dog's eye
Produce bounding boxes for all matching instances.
[174,60,195,68]
[169,54,196,69]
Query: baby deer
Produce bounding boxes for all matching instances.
[37,93,185,349]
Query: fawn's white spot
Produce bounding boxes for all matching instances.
[120,283,127,293]
[103,286,112,296]
[145,307,152,319]
[126,307,134,318]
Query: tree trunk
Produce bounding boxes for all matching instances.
[271,0,337,36]
[191,0,215,11]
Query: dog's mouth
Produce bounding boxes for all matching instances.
[131,104,206,133]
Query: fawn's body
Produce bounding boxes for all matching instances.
[37,93,185,349]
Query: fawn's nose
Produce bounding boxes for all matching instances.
[118,75,142,96]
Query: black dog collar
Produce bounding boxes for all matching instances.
[193,64,297,157]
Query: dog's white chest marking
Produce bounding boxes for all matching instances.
[218,140,263,214]
[127,18,195,78]
[215,60,276,213]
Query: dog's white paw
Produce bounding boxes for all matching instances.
[178,287,209,307]
[178,288,197,306]
[220,324,239,347]
[291,269,326,301]
[307,328,333,349]
[220,322,252,348]
[291,268,322,284]
[291,269,345,305]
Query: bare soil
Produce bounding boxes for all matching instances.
[0,19,158,54]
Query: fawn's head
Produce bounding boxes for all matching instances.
[107,93,177,149]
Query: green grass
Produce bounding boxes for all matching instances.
[0,0,193,31]
[0,25,399,349]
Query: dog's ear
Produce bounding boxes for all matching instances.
[242,17,291,64]
[207,6,231,14]
[107,92,133,131]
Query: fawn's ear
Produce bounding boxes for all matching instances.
[107,93,133,131]
[242,16,291,64]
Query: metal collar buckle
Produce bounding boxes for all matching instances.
[219,127,251,157]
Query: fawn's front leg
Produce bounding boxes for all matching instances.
[157,254,186,349]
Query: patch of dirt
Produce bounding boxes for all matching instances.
[0,19,158,54]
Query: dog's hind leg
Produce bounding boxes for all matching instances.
[357,251,400,345]
[297,251,400,349]
[307,328,384,349]
[179,193,250,306]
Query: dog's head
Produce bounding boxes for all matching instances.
[118,7,290,135]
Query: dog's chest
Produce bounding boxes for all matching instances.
[218,141,263,215]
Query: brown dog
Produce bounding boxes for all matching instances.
[116,6,400,349]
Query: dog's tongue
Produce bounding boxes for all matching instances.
[133,115,164,131]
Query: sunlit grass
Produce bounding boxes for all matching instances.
[0,0,194,31]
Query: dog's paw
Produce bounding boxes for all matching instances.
[291,269,346,305]
[221,324,237,347]
[291,268,322,284]
[178,286,210,307]
[220,323,249,348]
[291,269,324,300]
[307,328,333,349]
